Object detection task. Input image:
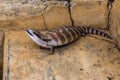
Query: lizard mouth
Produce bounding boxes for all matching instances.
[26,29,33,36]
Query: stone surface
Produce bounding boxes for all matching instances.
[71,0,108,28]
[3,31,120,80]
[43,6,72,29]
[0,15,45,31]
[0,0,109,31]
[0,0,67,20]
[0,0,71,31]
[0,31,4,80]
[110,0,120,49]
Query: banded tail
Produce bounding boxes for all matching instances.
[78,27,112,39]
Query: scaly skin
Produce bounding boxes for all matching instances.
[26,26,112,54]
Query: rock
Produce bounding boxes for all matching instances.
[3,31,120,80]
[0,0,109,31]
[110,0,120,50]
[0,15,45,31]
[71,0,108,28]
[0,1,70,30]
[43,6,72,29]
[0,31,4,79]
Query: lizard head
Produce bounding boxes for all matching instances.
[26,29,50,48]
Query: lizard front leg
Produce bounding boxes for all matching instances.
[39,46,54,54]
[49,46,54,55]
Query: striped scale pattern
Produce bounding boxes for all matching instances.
[46,26,112,46]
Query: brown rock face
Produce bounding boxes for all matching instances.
[43,6,72,29]
[0,32,4,79]
[0,1,70,30]
[0,15,45,31]
[0,0,108,31]
[110,0,120,49]
[71,0,108,28]
[3,31,120,80]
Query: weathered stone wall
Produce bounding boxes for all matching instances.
[0,1,70,30]
[0,0,108,31]
[3,31,120,80]
[0,32,4,79]
[0,0,120,80]
[110,0,120,50]
[71,0,108,28]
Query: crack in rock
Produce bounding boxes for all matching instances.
[5,39,10,80]
[67,0,74,26]
[106,0,115,30]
